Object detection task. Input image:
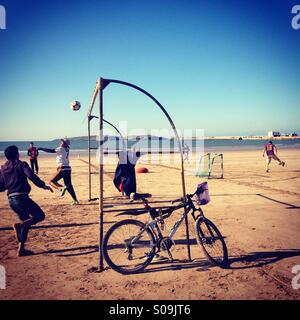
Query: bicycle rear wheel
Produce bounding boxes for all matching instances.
[195,217,228,267]
[102,219,156,274]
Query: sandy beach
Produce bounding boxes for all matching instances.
[0,148,300,300]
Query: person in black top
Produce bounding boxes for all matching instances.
[0,146,53,256]
[113,150,141,199]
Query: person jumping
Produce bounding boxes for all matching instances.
[38,138,79,205]
[0,146,53,256]
[263,141,285,173]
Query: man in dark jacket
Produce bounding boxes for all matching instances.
[113,150,141,200]
[0,146,53,256]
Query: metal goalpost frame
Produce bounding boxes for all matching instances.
[210,153,224,179]
[88,115,126,201]
[87,77,190,272]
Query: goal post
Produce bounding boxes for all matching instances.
[196,152,224,179]
[87,77,191,272]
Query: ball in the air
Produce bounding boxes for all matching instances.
[70,100,81,111]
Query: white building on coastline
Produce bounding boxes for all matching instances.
[268,131,281,138]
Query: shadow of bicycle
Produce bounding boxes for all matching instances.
[139,248,300,274]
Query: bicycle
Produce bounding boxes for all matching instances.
[102,183,228,274]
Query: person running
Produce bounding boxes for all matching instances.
[263,141,285,173]
[27,142,39,174]
[0,146,53,256]
[38,138,79,205]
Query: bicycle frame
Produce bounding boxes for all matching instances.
[147,198,203,244]
[128,196,203,250]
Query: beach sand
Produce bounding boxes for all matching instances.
[0,148,300,300]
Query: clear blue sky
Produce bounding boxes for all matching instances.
[0,0,299,140]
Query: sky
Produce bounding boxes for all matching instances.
[0,0,299,141]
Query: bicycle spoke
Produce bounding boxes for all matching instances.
[103,220,155,273]
[196,218,227,265]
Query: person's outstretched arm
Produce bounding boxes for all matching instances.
[22,162,53,192]
[262,147,266,157]
[38,147,56,153]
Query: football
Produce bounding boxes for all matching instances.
[70,100,81,111]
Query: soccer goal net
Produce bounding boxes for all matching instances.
[195,153,224,179]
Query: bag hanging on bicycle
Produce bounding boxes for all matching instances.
[195,182,210,205]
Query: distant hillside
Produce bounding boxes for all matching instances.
[57,135,172,141]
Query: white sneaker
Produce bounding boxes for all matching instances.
[60,186,68,197]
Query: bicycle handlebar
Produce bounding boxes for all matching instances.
[171,197,183,204]
[171,191,198,204]
[142,192,196,211]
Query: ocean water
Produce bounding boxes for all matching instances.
[0,138,299,155]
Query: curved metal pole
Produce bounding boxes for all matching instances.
[103,119,126,151]
[101,78,190,262]
[87,116,126,201]
[104,78,186,198]
[89,116,126,150]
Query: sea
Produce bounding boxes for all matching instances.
[0,138,299,156]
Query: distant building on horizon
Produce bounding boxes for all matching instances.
[268,131,281,138]
[267,131,298,138]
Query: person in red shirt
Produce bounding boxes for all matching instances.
[27,142,39,174]
[263,141,285,173]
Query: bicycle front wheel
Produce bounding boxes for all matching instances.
[102,219,156,274]
[195,217,228,267]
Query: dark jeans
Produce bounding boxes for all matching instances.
[8,194,45,243]
[51,169,77,201]
[30,158,39,174]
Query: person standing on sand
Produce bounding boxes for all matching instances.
[0,146,53,256]
[38,138,79,205]
[263,141,285,173]
[183,143,190,162]
[27,142,39,174]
